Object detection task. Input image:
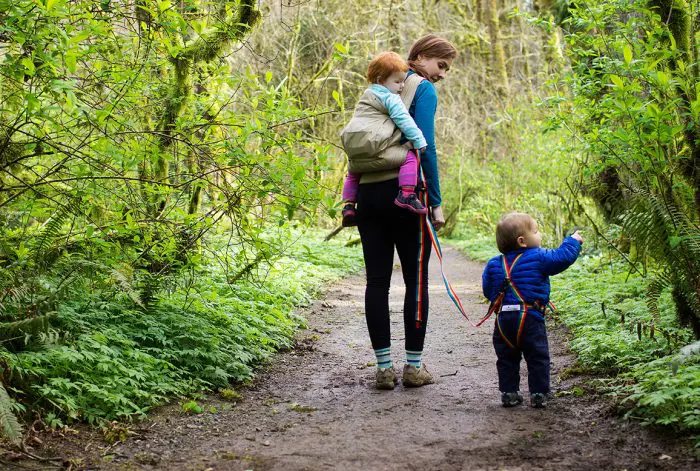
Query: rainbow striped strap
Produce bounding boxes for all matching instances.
[414,152,470,327]
[500,254,528,347]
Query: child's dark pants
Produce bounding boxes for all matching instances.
[493,312,550,395]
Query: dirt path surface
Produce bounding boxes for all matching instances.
[18,247,696,470]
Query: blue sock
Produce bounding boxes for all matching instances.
[375,347,392,369]
[406,350,422,368]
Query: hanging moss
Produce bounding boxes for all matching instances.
[648,0,691,58]
[152,0,262,213]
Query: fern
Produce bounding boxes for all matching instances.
[67,259,143,307]
[32,204,71,266]
[645,270,672,323]
[621,188,700,335]
[0,382,22,446]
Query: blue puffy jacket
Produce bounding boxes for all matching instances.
[482,237,582,321]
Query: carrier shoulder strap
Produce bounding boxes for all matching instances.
[399,74,425,109]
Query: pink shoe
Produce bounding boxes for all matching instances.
[394,192,428,214]
[341,203,357,227]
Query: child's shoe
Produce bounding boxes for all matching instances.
[341,203,357,227]
[501,391,524,407]
[375,367,398,390]
[530,392,547,409]
[402,364,434,387]
[394,191,428,214]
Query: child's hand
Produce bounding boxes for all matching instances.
[571,231,584,244]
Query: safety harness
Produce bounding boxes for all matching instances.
[475,254,556,348]
[412,151,556,338]
[414,152,470,328]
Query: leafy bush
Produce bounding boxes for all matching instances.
[618,356,700,431]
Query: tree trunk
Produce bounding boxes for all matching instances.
[648,0,699,215]
[484,0,509,95]
[152,0,262,217]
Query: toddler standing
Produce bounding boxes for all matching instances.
[482,213,583,408]
[340,52,428,227]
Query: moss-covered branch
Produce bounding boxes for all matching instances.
[152,0,261,212]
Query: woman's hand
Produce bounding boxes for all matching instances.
[431,206,445,231]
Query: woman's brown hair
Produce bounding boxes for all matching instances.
[407,34,458,78]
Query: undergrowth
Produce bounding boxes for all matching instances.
[552,256,698,435]
[1,229,363,427]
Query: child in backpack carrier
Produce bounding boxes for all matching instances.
[340,52,428,227]
[482,213,583,408]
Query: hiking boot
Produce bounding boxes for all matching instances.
[531,392,547,409]
[394,192,428,214]
[501,391,524,407]
[375,367,398,390]
[402,364,434,387]
[341,203,357,227]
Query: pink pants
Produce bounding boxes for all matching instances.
[342,150,418,202]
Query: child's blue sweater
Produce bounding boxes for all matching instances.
[482,236,582,321]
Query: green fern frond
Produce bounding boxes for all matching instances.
[623,189,700,264]
[0,283,31,312]
[646,270,672,323]
[67,259,143,307]
[0,383,22,446]
[622,187,700,334]
[33,205,71,265]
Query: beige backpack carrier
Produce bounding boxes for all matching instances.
[340,74,424,174]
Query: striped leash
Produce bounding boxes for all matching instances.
[415,150,471,327]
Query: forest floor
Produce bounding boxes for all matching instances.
[5,246,697,470]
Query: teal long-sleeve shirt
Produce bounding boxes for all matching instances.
[406,71,442,207]
[368,84,428,151]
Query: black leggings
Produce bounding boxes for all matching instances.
[356,178,431,352]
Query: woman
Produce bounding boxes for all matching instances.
[356,35,457,389]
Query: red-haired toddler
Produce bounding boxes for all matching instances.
[340,52,428,226]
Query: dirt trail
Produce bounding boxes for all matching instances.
[25,247,696,470]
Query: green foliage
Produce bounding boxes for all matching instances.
[0,383,22,446]
[0,0,355,434]
[549,0,700,334]
[618,356,700,431]
[181,400,203,414]
[445,101,588,244]
[219,388,242,402]
[1,229,363,425]
[552,254,697,433]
